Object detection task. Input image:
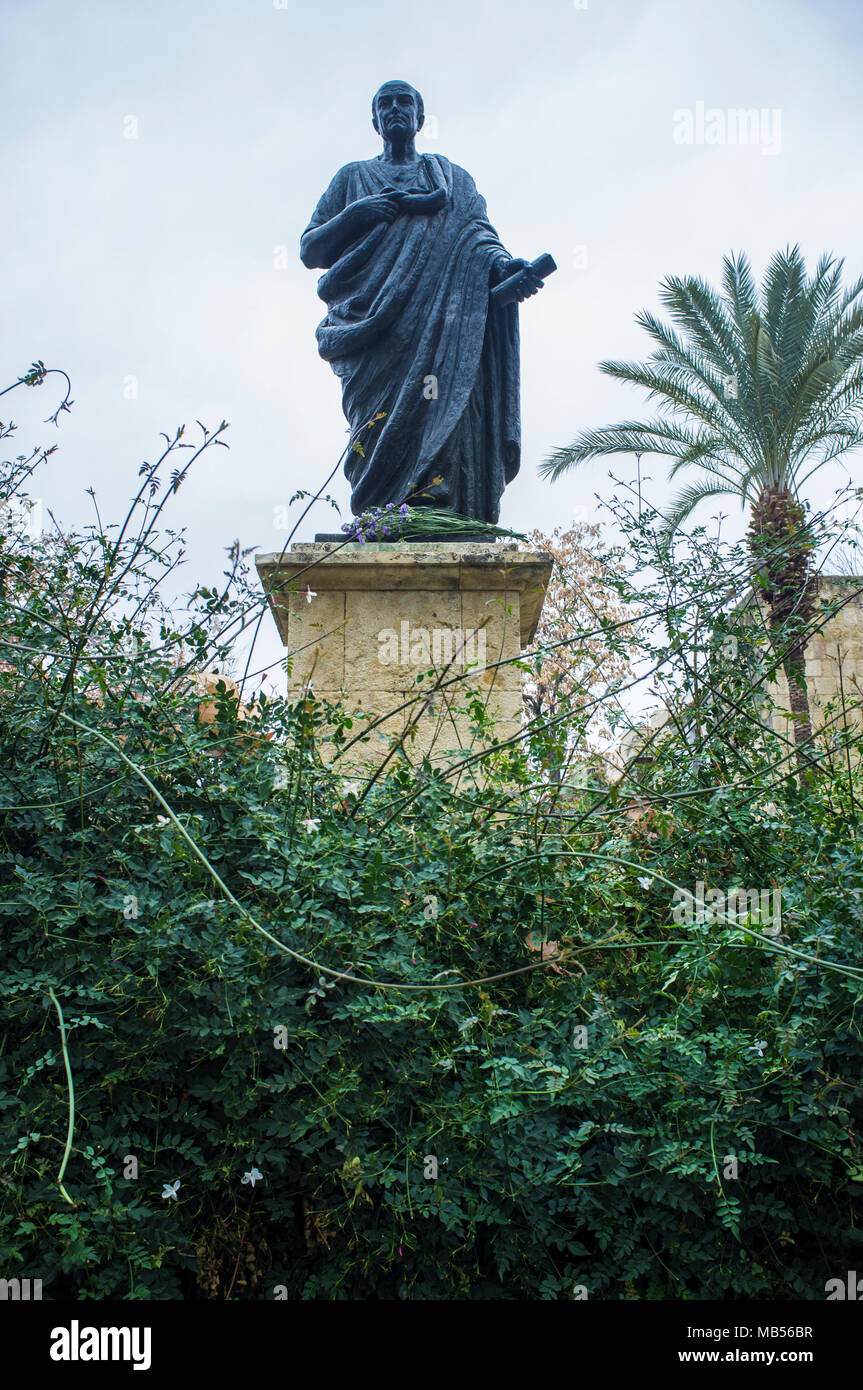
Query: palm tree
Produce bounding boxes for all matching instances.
[541,247,863,778]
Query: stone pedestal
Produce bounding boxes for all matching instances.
[255,540,552,772]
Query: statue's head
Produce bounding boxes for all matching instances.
[372,80,424,140]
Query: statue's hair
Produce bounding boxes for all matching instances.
[371,81,424,129]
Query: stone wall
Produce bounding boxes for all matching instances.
[616,575,863,771]
[762,577,863,736]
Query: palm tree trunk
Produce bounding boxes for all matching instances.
[782,644,815,766]
[748,485,819,788]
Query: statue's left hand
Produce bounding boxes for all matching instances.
[493,257,544,300]
[513,271,544,302]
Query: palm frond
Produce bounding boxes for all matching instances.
[722,251,758,325]
[796,423,863,483]
[658,275,742,373]
[540,419,708,479]
[599,359,728,426]
[763,244,808,363]
[667,449,745,485]
[658,479,746,541]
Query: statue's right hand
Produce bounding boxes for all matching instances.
[354,193,404,227]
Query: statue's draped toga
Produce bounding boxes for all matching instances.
[303,152,521,524]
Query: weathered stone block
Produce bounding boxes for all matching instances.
[255,540,552,773]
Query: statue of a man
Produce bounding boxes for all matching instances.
[300,81,544,524]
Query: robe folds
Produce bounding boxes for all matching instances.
[304,153,521,524]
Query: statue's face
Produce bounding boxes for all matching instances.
[373,84,422,140]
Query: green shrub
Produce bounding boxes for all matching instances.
[2,375,862,1300]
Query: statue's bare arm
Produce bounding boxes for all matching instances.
[300,192,405,269]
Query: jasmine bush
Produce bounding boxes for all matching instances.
[2,370,862,1300]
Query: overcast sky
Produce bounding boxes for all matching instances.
[4,0,863,685]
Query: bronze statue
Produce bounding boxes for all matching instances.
[301,81,554,524]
